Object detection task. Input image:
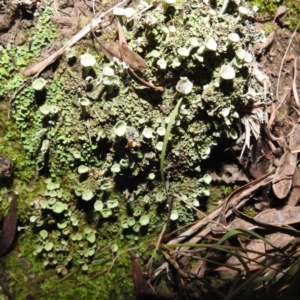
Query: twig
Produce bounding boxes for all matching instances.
[293,56,300,107]
[275,88,291,111]
[276,22,300,99]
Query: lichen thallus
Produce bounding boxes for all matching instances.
[91,19,164,92]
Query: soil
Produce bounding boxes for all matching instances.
[1,1,300,299]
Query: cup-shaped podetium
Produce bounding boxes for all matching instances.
[114,121,127,137]
[220,65,236,81]
[103,75,120,93]
[78,97,91,118]
[80,53,96,77]
[32,78,47,91]
[175,77,193,95]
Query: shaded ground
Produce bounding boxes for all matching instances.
[1,1,300,299]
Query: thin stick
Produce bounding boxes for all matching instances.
[276,22,300,99]
[293,56,300,107]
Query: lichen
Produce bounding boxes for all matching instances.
[0,0,272,298]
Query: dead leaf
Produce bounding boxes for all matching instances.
[253,32,275,56]
[272,151,296,199]
[190,260,205,277]
[273,5,287,23]
[250,138,273,179]
[216,239,266,277]
[246,239,266,266]
[265,232,293,250]
[289,124,300,153]
[228,206,300,231]
[287,164,300,206]
[117,21,148,71]
[92,21,162,91]
[99,41,148,71]
[120,44,148,70]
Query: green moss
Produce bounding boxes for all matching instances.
[250,0,300,31]
[263,23,277,35]
[250,0,282,15]
[285,0,300,30]
[221,185,233,197]
[1,231,135,299]
[243,206,256,218]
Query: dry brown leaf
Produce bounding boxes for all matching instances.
[216,239,266,277]
[250,138,273,179]
[265,232,293,250]
[99,41,148,71]
[190,260,206,277]
[116,21,148,71]
[92,21,162,91]
[287,164,300,206]
[228,206,300,231]
[246,239,266,266]
[272,151,296,199]
[273,5,287,23]
[289,124,300,153]
[253,32,275,56]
